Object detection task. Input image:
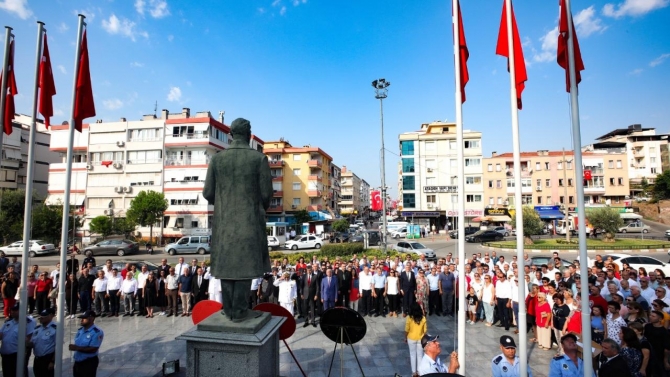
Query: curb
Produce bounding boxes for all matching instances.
[481,245,669,254]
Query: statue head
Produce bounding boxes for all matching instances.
[231,118,251,143]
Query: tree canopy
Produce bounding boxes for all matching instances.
[511,206,544,242]
[89,216,113,239]
[652,170,670,200]
[126,190,168,243]
[332,219,349,233]
[586,207,624,240]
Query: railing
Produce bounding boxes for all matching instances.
[128,136,162,142]
[165,158,210,166]
[268,160,284,167]
[127,158,163,164]
[170,133,209,139]
[91,160,124,166]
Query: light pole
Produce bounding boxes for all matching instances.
[373,78,390,253]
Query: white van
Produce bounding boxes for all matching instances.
[385,221,409,234]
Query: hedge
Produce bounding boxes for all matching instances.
[269,245,408,264]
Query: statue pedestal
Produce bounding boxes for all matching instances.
[176,311,285,377]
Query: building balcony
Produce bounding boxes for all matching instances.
[584,186,606,193]
[268,160,284,167]
[505,169,532,178]
[165,157,210,166]
[307,205,323,211]
[308,159,323,168]
[273,190,283,197]
[267,205,283,213]
[272,176,283,181]
[308,174,322,181]
[308,190,322,197]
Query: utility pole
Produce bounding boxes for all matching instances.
[562,148,570,242]
[372,78,390,253]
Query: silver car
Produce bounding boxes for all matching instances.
[393,241,436,261]
[164,236,211,255]
[618,222,650,233]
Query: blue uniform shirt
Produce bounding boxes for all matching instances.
[73,324,104,362]
[417,353,449,375]
[491,354,533,377]
[372,274,386,289]
[32,321,57,357]
[0,316,35,355]
[426,273,440,291]
[548,354,595,377]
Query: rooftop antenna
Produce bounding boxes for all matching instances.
[154,101,158,117]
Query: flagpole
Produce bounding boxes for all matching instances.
[55,14,86,376]
[0,27,13,208]
[451,0,466,374]
[564,0,593,370]
[15,21,46,377]
[503,0,527,375]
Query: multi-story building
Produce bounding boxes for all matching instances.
[338,166,361,216]
[398,121,484,229]
[45,108,242,243]
[1,114,60,198]
[482,149,630,212]
[359,179,370,217]
[329,164,341,215]
[586,124,668,193]
[263,140,332,223]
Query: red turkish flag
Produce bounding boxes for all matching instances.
[584,170,592,180]
[39,33,56,128]
[371,190,382,211]
[557,0,585,92]
[1,40,18,135]
[496,0,527,110]
[73,30,95,132]
[454,0,469,103]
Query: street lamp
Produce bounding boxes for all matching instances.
[373,78,390,252]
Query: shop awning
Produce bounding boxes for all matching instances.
[472,216,488,222]
[45,194,85,206]
[536,209,565,219]
[488,215,512,222]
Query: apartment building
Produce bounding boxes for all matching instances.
[360,179,371,217]
[45,108,245,242]
[0,114,60,198]
[329,164,341,215]
[263,140,332,223]
[397,121,484,228]
[482,150,630,212]
[339,166,362,216]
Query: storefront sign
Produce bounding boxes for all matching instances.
[484,208,510,217]
[401,211,441,217]
[445,209,484,217]
[423,186,458,193]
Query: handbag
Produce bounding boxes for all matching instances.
[49,289,58,299]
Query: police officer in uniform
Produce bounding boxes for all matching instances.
[31,308,57,377]
[549,333,596,377]
[69,310,104,377]
[0,302,35,377]
[492,335,534,377]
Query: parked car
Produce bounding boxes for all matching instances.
[332,232,351,243]
[83,239,140,257]
[349,230,381,246]
[448,226,479,239]
[665,229,670,241]
[164,236,211,255]
[530,256,572,268]
[609,253,670,277]
[267,236,280,251]
[492,226,510,237]
[618,223,650,233]
[0,240,56,257]
[393,241,436,261]
[465,230,503,243]
[284,235,323,250]
[391,227,407,239]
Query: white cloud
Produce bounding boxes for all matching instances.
[57,65,66,74]
[54,108,64,116]
[134,0,145,15]
[629,68,644,75]
[292,0,307,5]
[649,53,670,67]
[57,22,69,33]
[73,8,96,23]
[103,98,123,110]
[0,0,32,19]
[102,14,148,41]
[258,7,266,14]
[167,34,174,42]
[167,86,182,102]
[280,6,287,15]
[603,0,669,18]
[137,0,170,18]
[272,0,281,6]
[130,61,144,67]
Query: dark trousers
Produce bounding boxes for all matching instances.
[137,289,146,315]
[428,290,440,314]
[402,289,415,314]
[441,290,454,315]
[36,291,50,314]
[108,290,120,314]
[2,351,29,377]
[496,297,510,330]
[248,290,258,309]
[512,301,519,327]
[28,296,36,314]
[360,290,372,315]
[323,299,335,311]
[302,297,316,324]
[388,294,398,313]
[340,289,350,308]
[73,356,99,377]
[221,279,252,321]
[166,289,178,315]
[66,294,78,315]
[94,292,108,314]
[34,352,55,377]
[374,288,385,314]
[79,291,91,312]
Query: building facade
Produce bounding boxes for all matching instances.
[339,166,361,216]
[329,164,341,215]
[398,121,484,229]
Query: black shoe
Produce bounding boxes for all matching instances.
[167,313,173,317]
[436,313,441,317]
[496,324,504,327]
[303,322,309,328]
[373,314,379,317]
[381,314,386,318]
[123,313,129,317]
[312,322,317,328]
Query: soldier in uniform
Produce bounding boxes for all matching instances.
[0,302,35,377]
[31,308,57,377]
[69,310,104,377]
[549,333,596,377]
[491,335,534,377]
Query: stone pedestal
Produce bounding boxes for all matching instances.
[176,311,285,377]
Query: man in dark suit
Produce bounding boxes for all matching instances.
[157,259,170,279]
[300,265,319,327]
[320,267,338,312]
[191,267,210,306]
[593,338,632,377]
[399,263,417,317]
[337,264,352,308]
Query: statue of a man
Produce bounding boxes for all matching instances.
[203,118,272,322]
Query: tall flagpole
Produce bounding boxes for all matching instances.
[55,14,86,376]
[565,0,593,370]
[17,21,45,377]
[452,1,466,374]
[503,0,527,375]
[0,27,13,201]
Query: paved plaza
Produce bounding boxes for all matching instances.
[2,310,557,377]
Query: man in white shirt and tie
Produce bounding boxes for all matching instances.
[174,257,187,277]
[137,265,150,316]
[106,268,123,317]
[120,272,138,316]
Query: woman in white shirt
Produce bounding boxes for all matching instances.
[471,273,484,322]
[481,275,496,326]
[386,270,400,317]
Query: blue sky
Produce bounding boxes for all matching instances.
[1,0,669,198]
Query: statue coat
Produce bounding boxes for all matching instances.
[203,140,273,279]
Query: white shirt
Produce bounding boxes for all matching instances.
[92,278,108,292]
[166,275,179,290]
[50,269,59,287]
[418,353,449,375]
[106,275,122,291]
[496,280,512,299]
[121,278,138,295]
[208,277,221,295]
[137,271,149,289]
[174,263,187,277]
[103,267,114,280]
[511,281,519,302]
[273,278,297,304]
[359,271,373,291]
[641,286,656,304]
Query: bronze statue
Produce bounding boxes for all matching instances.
[203,118,272,322]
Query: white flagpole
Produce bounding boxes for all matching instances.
[17,21,45,377]
[565,0,593,370]
[503,0,527,375]
[452,1,466,374]
[55,14,86,376]
[0,27,13,198]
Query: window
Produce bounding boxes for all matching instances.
[567,161,573,169]
[536,179,541,187]
[466,194,482,202]
[292,198,301,206]
[402,158,415,173]
[568,179,573,186]
[497,197,503,205]
[91,151,124,164]
[521,179,532,188]
[175,218,184,228]
[545,162,550,170]
[507,179,515,188]
[569,196,574,204]
[496,164,501,172]
[560,196,565,204]
[425,141,435,152]
[464,140,480,148]
[426,195,436,203]
[616,160,622,169]
[559,179,564,186]
[537,196,542,204]
[488,180,494,188]
[403,194,416,208]
[521,195,533,205]
[293,154,301,161]
[536,162,541,170]
[3,170,16,182]
[425,159,436,170]
[449,140,456,150]
[403,176,415,190]
[126,150,161,164]
[450,176,457,185]
[618,178,623,185]
[466,176,481,185]
[465,158,481,166]
[172,126,194,137]
[17,175,26,184]
[128,128,162,142]
[651,168,657,174]
[608,160,614,168]
[610,178,615,185]
[489,197,494,205]
[293,168,301,176]
[450,159,457,168]
[292,183,301,190]
[426,177,436,186]
[651,157,657,164]
[488,164,493,172]
[546,196,552,204]
[401,141,414,155]
[558,161,563,170]
[496,180,502,188]
[545,179,551,187]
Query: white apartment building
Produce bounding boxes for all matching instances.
[45,108,256,243]
[0,114,60,198]
[339,166,361,216]
[398,121,484,230]
[360,179,370,216]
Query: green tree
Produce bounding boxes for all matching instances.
[652,170,670,200]
[586,207,624,242]
[0,189,29,244]
[32,203,64,245]
[332,219,349,233]
[292,209,312,234]
[113,217,137,238]
[89,216,113,239]
[511,206,544,245]
[126,190,168,244]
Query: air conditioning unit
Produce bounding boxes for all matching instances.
[113,162,122,169]
[427,168,433,172]
[536,186,542,191]
[114,186,123,193]
[123,186,132,193]
[104,209,113,215]
[291,205,297,209]
[86,164,93,170]
[426,203,433,208]
[117,141,125,147]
